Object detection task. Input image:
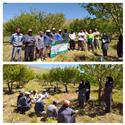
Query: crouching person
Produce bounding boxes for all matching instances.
[34,95,45,117]
[47,100,58,118]
[17,92,30,114]
[58,100,78,123]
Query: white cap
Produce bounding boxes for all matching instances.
[46,30,51,32]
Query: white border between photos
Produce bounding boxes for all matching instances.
[0,0,124,125]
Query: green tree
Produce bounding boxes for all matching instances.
[61,67,80,92]
[81,3,123,34]
[3,65,34,94]
[79,64,123,101]
[4,10,65,36]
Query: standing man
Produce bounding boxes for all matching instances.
[44,30,53,58]
[23,29,36,61]
[69,31,76,50]
[103,76,114,113]
[35,31,45,61]
[58,100,78,123]
[62,29,69,42]
[93,28,100,49]
[55,29,63,41]
[78,29,86,51]
[51,28,57,40]
[10,27,23,61]
[101,33,110,57]
[87,30,94,51]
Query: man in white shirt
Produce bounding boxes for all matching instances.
[69,31,76,50]
[78,30,86,51]
[35,31,45,61]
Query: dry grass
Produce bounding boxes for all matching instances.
[3,82,123,123]
[3,39,121,62]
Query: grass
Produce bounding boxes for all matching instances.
[3,81,123,123]
[3,37,121,62]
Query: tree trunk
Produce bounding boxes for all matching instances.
[7,82,12,94]
[73,82,76,86]
[64,83,68,93]
[98,82,102,103]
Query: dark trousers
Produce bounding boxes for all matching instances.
[78,40,84,51]
[94,39,100,49]
[17,106,30,114]
[86,92,90,102]
[105,94,112,112]
[102,49,108,57]
[25,46,34,61]
[70,40,75,50]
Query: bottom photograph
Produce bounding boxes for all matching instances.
[3,64,123,123]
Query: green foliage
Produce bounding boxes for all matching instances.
[3,65,35,93]
[79,64,123,88]
[79,64,123,100]
[81,3,123,34]
[70,18,119,35]
[4,10,65,36]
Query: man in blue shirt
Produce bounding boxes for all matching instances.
[10,27,24,61]
[58,100,78,123]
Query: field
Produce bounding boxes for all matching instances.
[3,80,123,123]
[3,36,121,62]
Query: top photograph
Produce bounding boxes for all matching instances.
[3,3,123,62]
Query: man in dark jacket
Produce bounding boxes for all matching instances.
[58,100,78,123]
[17,93,28,114]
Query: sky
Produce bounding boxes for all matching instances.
[3,3,91,22]
[29,64,79,69]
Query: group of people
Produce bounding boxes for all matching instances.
[77,80,91,108]
[17,90,49,114]
[10,27,123,62]
[16,76,114,123]
[17,89,78,123]
[77,76,114,113]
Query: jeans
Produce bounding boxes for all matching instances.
[11,46,22,61]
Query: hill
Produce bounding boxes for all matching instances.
[29,66,50,74]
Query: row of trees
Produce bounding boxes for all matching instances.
[3,64,122,101]
[3,11,65,36]
[4,3,123,36]
[69,18,119,36]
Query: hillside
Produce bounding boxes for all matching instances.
[29,66,50,74]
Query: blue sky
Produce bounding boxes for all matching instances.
[29,64,79,69]
[3,3,91,22]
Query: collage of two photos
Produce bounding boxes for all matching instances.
[3,2,123,123]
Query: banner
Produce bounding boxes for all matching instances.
[50,40,69,58]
